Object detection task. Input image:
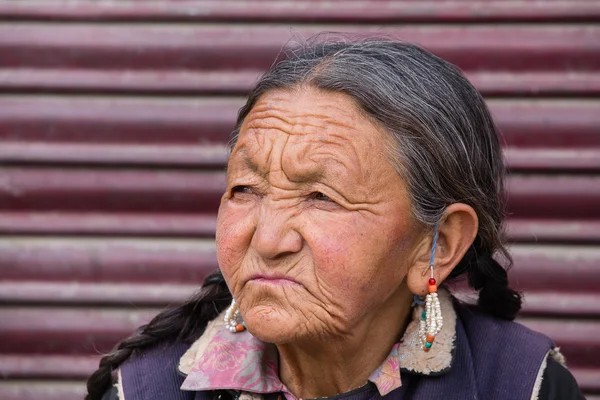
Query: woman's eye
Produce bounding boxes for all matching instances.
[312,192,333,202]
[231,185,252,195]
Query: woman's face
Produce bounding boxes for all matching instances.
[216,87,423,345]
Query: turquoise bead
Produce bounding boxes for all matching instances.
[421,311,427,320]
[425,342,432,349]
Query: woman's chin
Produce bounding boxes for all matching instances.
[243,306,305,344]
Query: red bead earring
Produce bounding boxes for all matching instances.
[419,223,443,352]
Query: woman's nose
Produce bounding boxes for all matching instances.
[251,204,303,260]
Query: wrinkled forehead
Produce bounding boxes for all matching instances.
[240,89,364,141]
[230,89,391,176]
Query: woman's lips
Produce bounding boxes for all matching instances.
[248,275,301,286]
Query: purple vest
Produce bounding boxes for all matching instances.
[120,303,554,400]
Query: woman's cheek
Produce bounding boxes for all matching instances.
[215,204,254,281]
[314,224,384,294]
[309,232,357,295]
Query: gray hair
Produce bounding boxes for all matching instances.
[229,37,521,320]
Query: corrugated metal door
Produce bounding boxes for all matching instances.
[0,1,599,399]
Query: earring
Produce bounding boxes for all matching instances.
[224,299,246,333]
[419,223,443,352]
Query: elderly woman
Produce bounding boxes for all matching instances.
[86,38,583,400]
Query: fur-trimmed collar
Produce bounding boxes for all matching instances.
[178,289,456,398]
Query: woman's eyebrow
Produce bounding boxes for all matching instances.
[288,167,326,184]
[236,147,329,183]
[241,154,260,174]
[230,148,261,175]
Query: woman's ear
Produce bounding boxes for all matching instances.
[407,203,478,296]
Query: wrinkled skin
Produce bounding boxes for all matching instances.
[216,87,423,346]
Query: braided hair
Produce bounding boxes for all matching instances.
[86,37,522,398]
[85,271,231,400]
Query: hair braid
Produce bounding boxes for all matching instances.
[85,271,232,400]
[450,236,522,320]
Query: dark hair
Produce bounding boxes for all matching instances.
[86,36,521,399]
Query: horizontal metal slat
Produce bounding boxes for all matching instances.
[506,175,600,219]
[467,71,600,97]
[0,96,239,144]
[0,168,226,213]
[489,99,600,149]
[0,68,263,95]
[520,292,600,317]
[1,1,600,23]
[1,96,598,149]
[0,354,98,380]
[507,219,600,243]
[0,24,598,71]
[0,381,85,400]
[2,69,600,97]
[0,142,229,167]
[0,281,199,306]
[503,148,600,172]
[0,237,218,283]
[0,211,218,237]
[0,307,158,354]
[1,168,599,218]
[509,245,600,293]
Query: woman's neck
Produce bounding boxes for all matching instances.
[276,286,414,399]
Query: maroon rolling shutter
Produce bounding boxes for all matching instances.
[0,2,599,399]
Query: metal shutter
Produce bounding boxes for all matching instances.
[0,1,598,399]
